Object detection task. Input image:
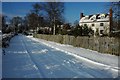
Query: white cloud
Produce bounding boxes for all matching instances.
[3,12,25,18]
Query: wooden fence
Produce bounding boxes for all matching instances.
[35,34,120,56]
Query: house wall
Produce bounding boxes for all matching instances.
[79,20,110,35]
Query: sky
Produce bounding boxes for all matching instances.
[2,2,110,25]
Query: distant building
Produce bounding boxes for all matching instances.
[79,8,113,36]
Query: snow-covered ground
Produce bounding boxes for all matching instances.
[29,36,119,70]
[2,34,119,78]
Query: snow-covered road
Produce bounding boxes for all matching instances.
[2,34,118,78]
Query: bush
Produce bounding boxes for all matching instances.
[82,25,89,36]
[72,25,82,37]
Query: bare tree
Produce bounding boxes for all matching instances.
[31,3,43,15]
[27,2,64,34]
[43,2,64,35]
[2,15,7,33]
[10,16,23,33]
[0,14,2,30]
[110,2,120,31]
[31,3,43,32]
[26,12,38,32]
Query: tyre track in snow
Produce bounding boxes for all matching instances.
[21,35,46,78]
[31,39,113,78]
[22,36,86,78]
[29,37,119,72]
[3,35,41,78]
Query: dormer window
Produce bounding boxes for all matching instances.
[84,16,89,20]
[91,17,96,20]
[91,18,93,20]
[101,16,105,19]
[90,15,96,21]
[100,14,105,19]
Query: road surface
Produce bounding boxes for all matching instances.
[2,34,118,78]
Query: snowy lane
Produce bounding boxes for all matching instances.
[3,35,42,78]
[22,35,118,78]
[3,35,118,78]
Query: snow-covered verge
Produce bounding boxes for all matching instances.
[27,36,119,72]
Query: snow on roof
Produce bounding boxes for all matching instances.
[80,13,109,23]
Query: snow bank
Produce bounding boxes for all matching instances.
[27,36,119,72]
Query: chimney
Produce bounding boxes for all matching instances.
[109,8,113,34]
[80,13,84,19]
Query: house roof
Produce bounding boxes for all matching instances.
[80,13,109,23]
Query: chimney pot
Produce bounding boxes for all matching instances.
[109,8,113,34]
[80,13,84,19]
